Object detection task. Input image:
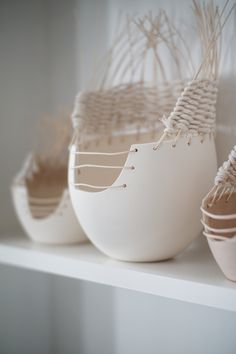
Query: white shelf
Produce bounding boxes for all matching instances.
[0,235,236,312]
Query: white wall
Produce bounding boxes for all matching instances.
[0,2,52,353]
[0,0,50,234]
[0,0,78,235]
[0,1,76,353]
[0,1,236,354]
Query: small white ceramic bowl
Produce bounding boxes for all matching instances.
[12,154,86,245]
[12,184,86,245]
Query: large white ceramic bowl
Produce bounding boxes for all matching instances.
[69,133,217,261]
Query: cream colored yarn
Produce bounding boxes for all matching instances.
[201,146,236,209]
[72,80,185,142]
[72,2,234,146]
[72,11,192,144]
[215,146,236,188]
[163,79,218,137]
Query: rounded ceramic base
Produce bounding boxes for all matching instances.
[69,134,217,261]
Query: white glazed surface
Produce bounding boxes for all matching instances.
[69,135,217,261]
[207,237,236,282]
[12,185,87,245]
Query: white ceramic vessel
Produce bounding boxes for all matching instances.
[69,132,217,261]
[12,155,86,245]
[69,9,221,261]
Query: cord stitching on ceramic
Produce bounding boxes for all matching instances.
[72,148,138,189]
[73,183,127,190]
[72,148,138,156]
[71,164,135,170]
[201,219,236,234]
[207,147,236,207]
[202,231,228,241]
[153,129,182,150]
[28,195,65,218]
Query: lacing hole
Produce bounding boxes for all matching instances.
[134,148,138,152]
[131,166,135,170]
[172,144,176,148]
[187,142,191,146]
[123,184,127,188]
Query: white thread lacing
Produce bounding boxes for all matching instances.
[201,219,236,233]
[72,164,134,170]
[73,149,137,156]
[73,183,127,190]
[28,197,61,204]
[201,206,236,220]
[215,146,236,188]
[203,231,233,241]
[29,206,58,211]
[72,148,137,190]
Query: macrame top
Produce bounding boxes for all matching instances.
[71,2,233,145]
[72,80,185,142]
[163,79,218,136]
[215,146,236,188]
[72,78,217,142]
